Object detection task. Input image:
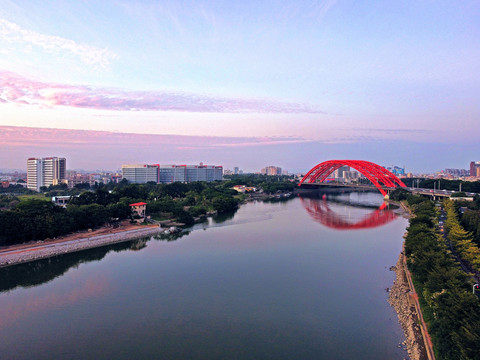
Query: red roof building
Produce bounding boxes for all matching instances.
[129,202,147,218]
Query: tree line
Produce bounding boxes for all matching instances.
[403,195,480,359]
[223,174,296,194]
[0,181,241,247]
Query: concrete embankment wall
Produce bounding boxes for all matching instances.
[0,227,164,268]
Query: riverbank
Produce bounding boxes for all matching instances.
[0,222,164,268]
[389,252,428,360]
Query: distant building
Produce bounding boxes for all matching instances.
[232,185,257,193]
[122,164,159,184]
[159,164,223,183]
[122,163,223,184]
[470,161,480,177]
[443,168,469,177]
[27,157,66,191]
[52,195,74,208]
[385,165,405,176]
[261,166,282,175]
[333,166,349,179]
[234,167,239,175]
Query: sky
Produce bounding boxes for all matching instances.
[0,0,479,173]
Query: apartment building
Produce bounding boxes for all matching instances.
[27,157,66,191]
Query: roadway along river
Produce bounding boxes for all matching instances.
[0,192,408,360]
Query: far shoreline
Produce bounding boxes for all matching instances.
[1,190,396,269]
[0,222,165,268]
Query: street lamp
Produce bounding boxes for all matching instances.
[473,283,479,294]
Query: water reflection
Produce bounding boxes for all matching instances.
[0,194,393,294]
[153,230,191,241]
[0,276,111,330]
[0,237,151,293]
[300,194,397,230]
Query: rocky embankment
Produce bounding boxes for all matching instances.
[388,253,427,360]
[0,226,164,268]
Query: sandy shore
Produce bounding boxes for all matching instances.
[0,221,164,268]
[388,252,428,360]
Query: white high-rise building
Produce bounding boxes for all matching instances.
[27,157,66,191]
[122,164,159,184]
[122,164,223,184]
[27,158,43,192]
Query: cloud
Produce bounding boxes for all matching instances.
[0,125,312,149]
[0,18,116,68]
[0,125,316,170]
[0,71,324,113]
[351,128,433,135]
[307,0,338,21]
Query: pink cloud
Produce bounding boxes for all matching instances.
[0,125,316,170]
[0,70,324,114]
[0,125,312,149]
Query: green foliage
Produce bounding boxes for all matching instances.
[0,195,20,210]
[172,207,194,225]
[222,174,296,194]
[389,188,411,201]
[404,198,480,359]
[0,181,242,246]
[444,199,480,272]
[212,196,238,213]
[188,205,207,217]
[461,210,480,246]
[0,184,35,194]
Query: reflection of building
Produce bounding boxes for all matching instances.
[122,163,223,184]
[129,202,147,218]
[261,166,282,175]
[27,157,66,191]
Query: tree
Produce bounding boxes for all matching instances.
[212,196,238,213]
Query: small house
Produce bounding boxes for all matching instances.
[129,202,147,218]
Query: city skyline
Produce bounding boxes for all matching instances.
[1,1,479,172]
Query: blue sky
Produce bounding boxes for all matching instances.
[0,0,479,172]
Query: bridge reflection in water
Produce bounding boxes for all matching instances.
[299,195,397,230]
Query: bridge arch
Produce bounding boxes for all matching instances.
[299,160,407,197]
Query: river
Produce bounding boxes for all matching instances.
[0,192,408,359]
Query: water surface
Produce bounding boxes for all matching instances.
[0,192,408,359]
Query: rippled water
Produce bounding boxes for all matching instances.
[0,192,408,359]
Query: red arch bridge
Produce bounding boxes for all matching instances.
[299,160,407,198]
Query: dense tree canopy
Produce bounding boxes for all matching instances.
[0,180,244,246]
[404,196,480,359]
